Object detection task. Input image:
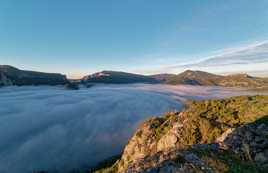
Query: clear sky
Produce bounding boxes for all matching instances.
[0,0,268,78]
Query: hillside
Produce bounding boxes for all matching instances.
[94,95,268,173]
[82,71,159,84]
[219,74,268,88]
[167,70,268,89]
[149,73,176,82]
[0,65,68,86]
[167,70,222,85]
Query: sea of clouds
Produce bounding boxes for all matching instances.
[0,84,265,173]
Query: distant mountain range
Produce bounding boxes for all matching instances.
[81,71,159,84]
[0,65,68,86]
[1,65,268,89]
[81,69,268,89]
[166,70,268,88]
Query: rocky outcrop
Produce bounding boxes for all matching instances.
[0,65,68,86]
[221,118,268,165]
[94,96,268,173]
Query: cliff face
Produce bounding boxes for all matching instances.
[0,65,68,86]
[94,96,268,173]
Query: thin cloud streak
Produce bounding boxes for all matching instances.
[139,40,268,76]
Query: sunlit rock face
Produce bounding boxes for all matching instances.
[0,84,265,173]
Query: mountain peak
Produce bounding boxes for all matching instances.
[181,70,216,75]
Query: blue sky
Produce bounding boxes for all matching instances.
[0,0,268,78]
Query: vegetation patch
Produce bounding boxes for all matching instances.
[91,155,121,173]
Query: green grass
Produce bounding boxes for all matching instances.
[91,155,121,173]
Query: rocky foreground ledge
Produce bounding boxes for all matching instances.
[93,95,268,173]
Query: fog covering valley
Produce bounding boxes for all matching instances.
[0,84,267,173]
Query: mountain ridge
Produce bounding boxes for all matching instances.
[0,65,68,86]
[81,69,268,89]
[82,71,159,84]
[1,65,268,89]
[166,70,268,89]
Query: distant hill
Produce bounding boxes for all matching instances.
[1,65,268,89]
[166,70,268,89]
[167,70,222,85]
[82,70,268,88]
[0,65,68,86]
[82,71,159,84]
[219,73,268,88]
[149,73,176,82]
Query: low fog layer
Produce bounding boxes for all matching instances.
[0,84,265,173]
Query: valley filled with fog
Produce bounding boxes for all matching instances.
[0,84,266,173]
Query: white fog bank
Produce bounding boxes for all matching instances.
[0,84,266,173]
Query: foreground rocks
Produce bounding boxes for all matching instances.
[222,119,268,165]
[94,96,268,173]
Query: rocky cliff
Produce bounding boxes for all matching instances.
[94,95,268,173]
